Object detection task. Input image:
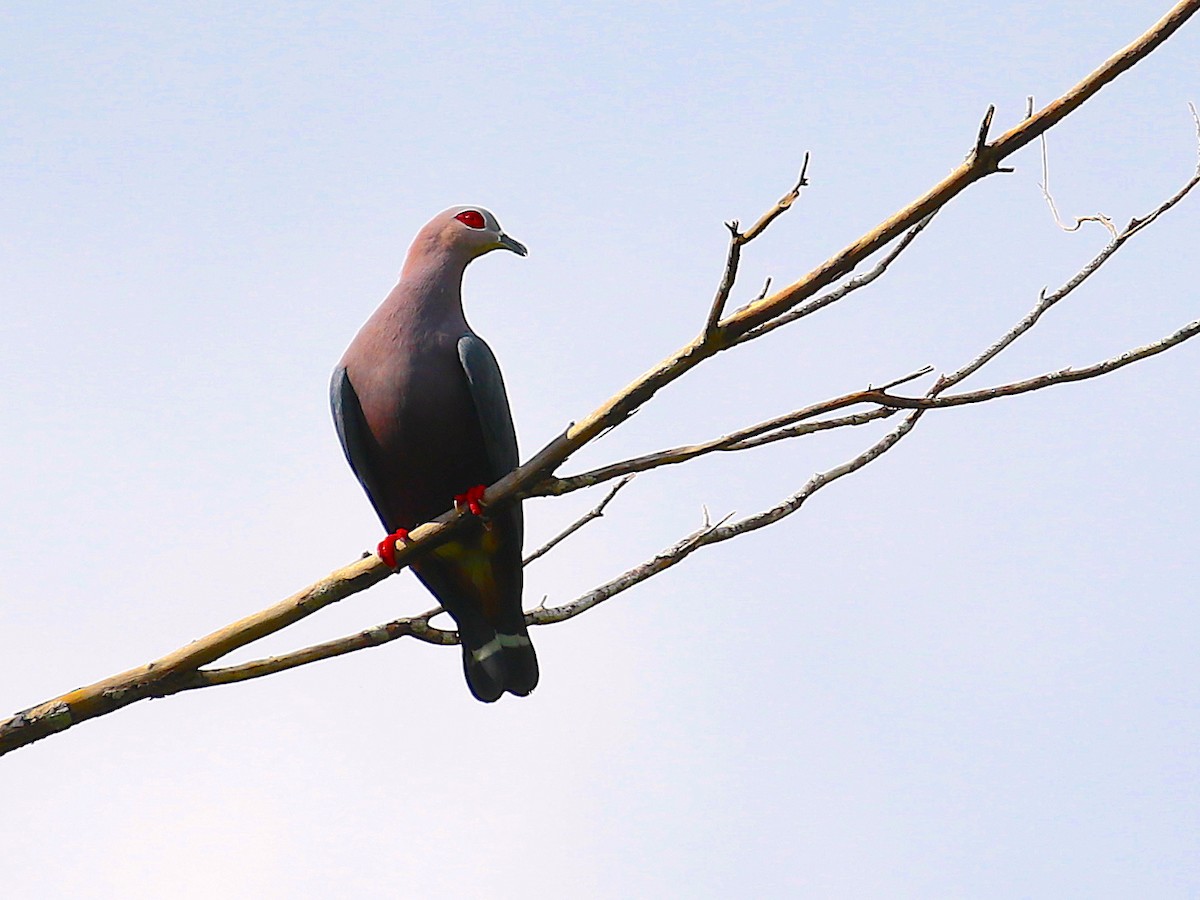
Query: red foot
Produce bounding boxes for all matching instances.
[454,484,488,517]
[376,528,410,569]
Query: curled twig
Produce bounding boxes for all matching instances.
[1039,132,1118,236]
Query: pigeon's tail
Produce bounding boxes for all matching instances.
[410,538,537,702]
[460,621,539,703]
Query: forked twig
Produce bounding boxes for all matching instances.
[703,154,812,337]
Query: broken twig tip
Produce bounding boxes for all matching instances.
[975,104,997,154]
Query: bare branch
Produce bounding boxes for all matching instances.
[531,511,739,625]
[546,123,1200,500]
[703,222,745,338]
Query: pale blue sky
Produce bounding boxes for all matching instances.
[3,3,1199,897]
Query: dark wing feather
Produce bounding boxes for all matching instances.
[457,335,519,482]
[330,365,389,528]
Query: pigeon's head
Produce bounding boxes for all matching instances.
[425,205,527,262]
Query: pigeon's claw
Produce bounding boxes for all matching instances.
[454,484,488,517]
[377,528,411,569]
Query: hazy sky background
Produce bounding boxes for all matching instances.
[3,2,1198,897]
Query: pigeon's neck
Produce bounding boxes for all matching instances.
[396,252,469,319]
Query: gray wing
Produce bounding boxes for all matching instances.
[457,335,519,483]
[330,365,389,528]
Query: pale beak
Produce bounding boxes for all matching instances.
[498,233,528,256]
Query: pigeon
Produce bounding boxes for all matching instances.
[331,206,536,702]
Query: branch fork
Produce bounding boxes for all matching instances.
[702,153,811,340]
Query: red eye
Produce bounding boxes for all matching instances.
[454,210,486,229]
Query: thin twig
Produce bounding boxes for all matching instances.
[741,153,811,243]
[531,511,739,625]
[523,476,634,565]
[726,408,898,451]
[186,612,459,687]
[736,212,937,345]
[534,370,928,497]
[875,365,936,392]
[703,222,745,338]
